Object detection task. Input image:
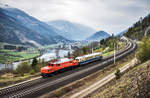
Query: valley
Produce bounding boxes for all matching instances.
[0,1,150,98]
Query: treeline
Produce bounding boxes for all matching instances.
[124,14,150,40]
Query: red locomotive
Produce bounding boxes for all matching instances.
[41,52,102,77]
[41,58,78,77]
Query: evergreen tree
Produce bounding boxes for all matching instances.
[100,39,105,45]
[31,57,38,71]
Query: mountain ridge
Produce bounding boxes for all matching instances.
[0,4,71,47]
[47,20,96,40]
[87,30,110,41]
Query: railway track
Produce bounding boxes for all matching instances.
[0,38,137,98]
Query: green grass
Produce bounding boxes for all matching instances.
[7,51,39,59]
[0,50,40,63]
[94,41,125,57]
[102,51,114,57]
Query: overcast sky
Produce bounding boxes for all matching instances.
[1,0,150,34]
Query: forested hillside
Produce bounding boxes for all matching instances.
[124,14,150,40]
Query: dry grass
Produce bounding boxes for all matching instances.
[89,60,150,98]
[0,72,40,88]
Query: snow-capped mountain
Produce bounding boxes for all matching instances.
[0,4,71,47]
[47,20,96,40]
[87,31,110,41]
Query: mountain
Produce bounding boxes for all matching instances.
[87,31,110,41]
[0,4,70,47]
[47,20,96,40]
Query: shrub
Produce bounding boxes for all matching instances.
[137,37,150,62]
[115,69,121,79]
[55,90,62,97]
[16,61,32,76]
[30,69,35,75]
[34,64,41,72]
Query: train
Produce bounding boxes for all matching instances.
[40,52,102,77]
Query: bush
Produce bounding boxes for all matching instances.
[16,61,32,76]
[30,69,35,75]
[137,37,150,62]
[55,90,62,97]
[34,64,41,72]
[115,69,121,79]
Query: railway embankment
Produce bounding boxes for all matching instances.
[87,59,150,98]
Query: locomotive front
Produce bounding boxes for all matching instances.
[40,63,54,77]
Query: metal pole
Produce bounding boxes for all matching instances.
[114,43,116,64]
[92,41,93,53]
[117,43,118,51]
[117,39,118,51]
[140,17,142,37]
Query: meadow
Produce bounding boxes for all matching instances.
[0,49,40,63]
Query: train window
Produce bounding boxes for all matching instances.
[56,64,60,66]
[69,61,72,63]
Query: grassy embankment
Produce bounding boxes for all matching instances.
[0,72,40,88]
[89,59,150,98]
